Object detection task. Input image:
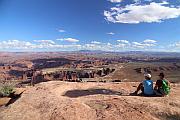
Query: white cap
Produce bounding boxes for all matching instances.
[144,73,151,78]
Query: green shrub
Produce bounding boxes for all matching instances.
[0,84,15,97]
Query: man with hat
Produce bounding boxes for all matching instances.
[154,72,170,96]
[132,73,154,96]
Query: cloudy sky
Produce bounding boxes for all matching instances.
[0,0,180,52]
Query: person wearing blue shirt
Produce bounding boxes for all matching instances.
[132,74,154,96]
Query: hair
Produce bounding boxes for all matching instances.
[145,76,151,80]
[159,72,165,78]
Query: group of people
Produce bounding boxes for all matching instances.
[132,72,170,97]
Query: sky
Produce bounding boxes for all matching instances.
[0,0,180,52]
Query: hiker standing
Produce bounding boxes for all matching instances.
[132,74,154,96]
[154,73,170,96]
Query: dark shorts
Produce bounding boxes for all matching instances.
[154,89,166,96]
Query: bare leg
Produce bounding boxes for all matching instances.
[134,83,143,94]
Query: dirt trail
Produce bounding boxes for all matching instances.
[0,81,180,120]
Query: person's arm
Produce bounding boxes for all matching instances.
[154,80,159,90]
[167,80,171,88]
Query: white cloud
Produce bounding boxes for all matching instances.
[134,0,153,3]
[172,41,180,48]
[57,38,79,42]
[116,43,127,48]
[91,41,101,44]
[84,44,100,49]
[143,39,157,43]
[116,40,130,49]
[82,44,104,50]
[0,39,164,51]
[104,2,180,24]
[168,41,180,52]
[132,41,156,48]
[82,42,114,51]
[58,29,66,33]
[117,40,129,44]
[116,39,157,49]
[0,40,81,50]
[0,40,36,49]
[145,0,153,2]
[108,0,123,3]
[62,44,82,49]
[132,42,145,48]
[34,40,59,49]
[175,42,180,48]
[107,42,112,46]
[107,32,115,35]
[34,40,55,44]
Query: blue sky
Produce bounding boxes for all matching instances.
[0,0,180,52]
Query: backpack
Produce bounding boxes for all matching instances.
[162,80,170,95]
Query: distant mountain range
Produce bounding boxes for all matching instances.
[1,50,180,58]
[76,50,180,57]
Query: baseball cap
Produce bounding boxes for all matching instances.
[144,73,151,78]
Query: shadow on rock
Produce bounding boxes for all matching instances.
[155,113,180,120]
[63,88,123,98]
[5,91,24,107]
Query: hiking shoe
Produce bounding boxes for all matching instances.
[130,91,138,96]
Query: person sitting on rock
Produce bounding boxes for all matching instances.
[154,73,170,97]
[132,73,154,96]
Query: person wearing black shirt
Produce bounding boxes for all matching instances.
[154,73,170,96]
